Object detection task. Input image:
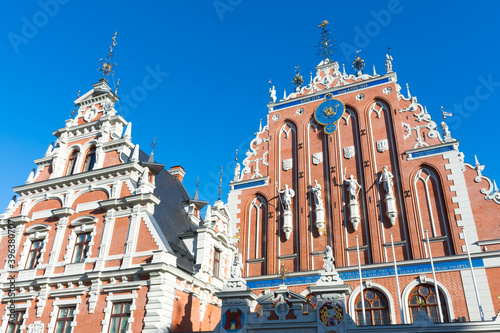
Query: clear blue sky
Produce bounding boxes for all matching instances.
[1,1,500,209]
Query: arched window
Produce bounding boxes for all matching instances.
[82,147,96,172]
[408,284,448,323]
[355,289,389,325]
[65,151,79,176]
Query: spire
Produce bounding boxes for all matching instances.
[475,154,480,166]
[130,144,139,163]
[259,119,262,132]
[342,63,346,76]
[194,177,200,200]
[148,137,156,163]
[98,32,118,79]
[373,64,377,76]
[123,122,132,139]
[406,83,411,98]
[283,88,287,99]
[26,168,35,183]
[310,71,313,84]
[315,20,336,61]
[218,166,223,200]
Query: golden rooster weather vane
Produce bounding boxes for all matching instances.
[315,20,336,61]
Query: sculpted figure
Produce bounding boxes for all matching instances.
[344,175,362,202]
[230,252,243,279]
[385,53,393,73]
[278,184,295,211]
[233,162,240,182]
[269,85,277,103]
[311,180,323,206]
[379,166,394,196]
[323,245,336,273]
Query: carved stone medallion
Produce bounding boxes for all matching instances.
[377,139,389,153]
[312,152,323,165]
[282,158,293,171]
[343,146,355,159]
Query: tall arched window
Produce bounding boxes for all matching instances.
[65,151,79,176]
[408,284,448,323]
[82,147,96,172]
[355,289,389,325]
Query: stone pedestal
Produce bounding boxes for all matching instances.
[315,205,326,235]
[283,210,293,240]
[384,194,398,225]
[348,201,360,231]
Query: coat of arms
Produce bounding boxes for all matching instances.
[283,158,293,171]
[319,302,344,327]
[312,152,323,165]
[377,139,389,153]
[343,146,355,159]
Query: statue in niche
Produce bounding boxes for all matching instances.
[230,252,243,279]
[379,166,394,196]
[344,174,362,202]
[311,180,323,207]
[278,184,295,211]
[385,53,393,73]
[323,245,336,273]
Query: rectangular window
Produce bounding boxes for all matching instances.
[6,311,24,333]
[213,249,221,277]
[25,239,44,269]
[72,233,92,263]
[109,302,131,333]
[55,307,75,333]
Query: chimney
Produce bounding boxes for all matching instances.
[168,165,185,182]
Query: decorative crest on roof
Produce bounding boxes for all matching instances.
[352,50,365,76]
[99,32,118,79]
[292,66,304,92]
[315,20,336,61]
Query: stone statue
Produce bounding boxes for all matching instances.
[323,245,336,273]
[385,53,393,73]
[278,184,295,211]
[441,121,452,142]
[311,180,323,206]
[344,175,362,202]
[379,166,394,196]
[269,85,277,103]
[230,252,243,279]
[233,162,241,182]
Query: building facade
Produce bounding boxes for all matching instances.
[0,78,234,332]
[224,50,500,332]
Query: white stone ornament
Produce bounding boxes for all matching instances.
[356,93,365,101]
[323,245,336,273]
[379,166,397,225]
[344,174,362,230]
[230,252,243,279]
[83,106,98,122]
[272,114,280,121]
[343,146,355,159]
[312,152,323,165]
[296,108,304,115]
[278,184,295,240]
[377,139,389,153]
[312,180,325,235]
[383,87,392,94]
[282,158,293,171]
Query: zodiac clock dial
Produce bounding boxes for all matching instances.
[314,97,345,134]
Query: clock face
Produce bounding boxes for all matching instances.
[314,98,345,134]
[83,107,98,122]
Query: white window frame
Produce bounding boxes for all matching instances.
[18,224,50,270]
[64,217,97,265]
[100,292,138,333]
[47,297,82,333]
[0,301,30,333]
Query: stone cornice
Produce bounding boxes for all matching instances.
[51,207,75,218]
[13,163,142,196]
[99,193,161,210]
[51,114,127,138]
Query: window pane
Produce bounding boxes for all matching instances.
[119,316,129,332]
[54,322,65,333]
[123,303,131,314]
[109,317,119,333]
[420,286,430,296]
[73,245,83,263]
[112,303,123,314]
[365,291,375,300]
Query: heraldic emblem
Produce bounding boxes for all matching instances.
[222,307,245,332]
[319,302,344,327]
[314,94,345,134]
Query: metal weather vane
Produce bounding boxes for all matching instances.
[69,90,81,117]
[151,137,157,153]
[99,32,118,79]
[315,20,337,61]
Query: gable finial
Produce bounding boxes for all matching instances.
[218,166,224,200]
[69,90,81,118]
[114,79,120,95]
[441,106,452,120]
[98,32,118,79]
[352,50,365,76]
[315,20,336,61]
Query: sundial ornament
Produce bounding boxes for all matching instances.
[314,94,345,134]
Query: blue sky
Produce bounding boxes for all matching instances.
[1,1,500,209]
